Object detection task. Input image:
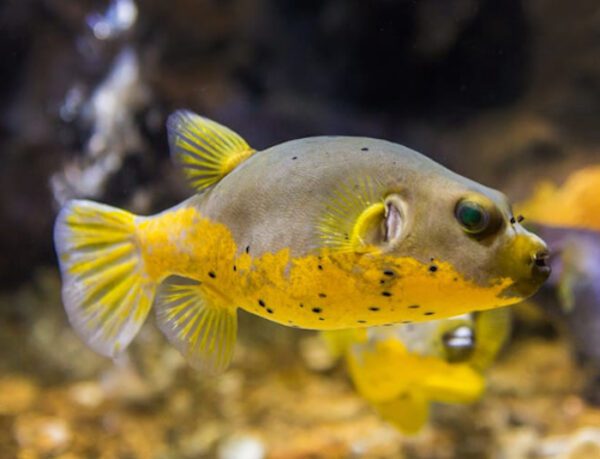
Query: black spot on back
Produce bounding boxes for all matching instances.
[408,304,420,309]
[258,299,266,307]
[312,307,322,313]
[267,308,274,314]
[357,320,367,324]
[245,245,250,254]
[383,270,395,277]
[429,265,438,273]
[208,271,216,278]
[424,311,435,316]
[369,307,380,312]
[381,291,392,297]
[318,293,327,298]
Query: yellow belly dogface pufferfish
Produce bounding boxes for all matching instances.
[323,308,511,433]
[54,110,550,374]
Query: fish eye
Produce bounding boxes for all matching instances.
[442,325,475,362]
[455,200,490,234]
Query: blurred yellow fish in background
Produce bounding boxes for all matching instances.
[515,165,600,401]
[517,165,600,231]
[323,308,511,433]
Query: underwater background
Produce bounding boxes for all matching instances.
[1,0,600,457]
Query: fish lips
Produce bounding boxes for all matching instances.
[501,259,551,300]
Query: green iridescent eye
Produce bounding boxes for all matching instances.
[455,200,490,234]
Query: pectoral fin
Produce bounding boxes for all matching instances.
[155,275,237,375]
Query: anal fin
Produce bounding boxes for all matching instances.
[155,276,237,375]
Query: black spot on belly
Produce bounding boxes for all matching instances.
[369,307,380,312]
[258,299,266,307]
[312,307,322,313]
[361,147,369,151]
[299,303,304,308]
[357,320,367,324]
[267,308,274,314]
[429,265,438,273]
[408,304,420,309]
[208,271,216,278]
[424,311,435,316]
[402,320,412,324]
[233,265,237,272]
[381,291,392,297]
[319,317,324,321]
[292,156,298,160]
[318,293,327,298]
[318,265,323,270]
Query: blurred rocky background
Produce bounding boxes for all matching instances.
[1,0,600,457]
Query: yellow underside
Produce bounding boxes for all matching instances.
[135,206,517,330]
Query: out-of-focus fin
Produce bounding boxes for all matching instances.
[470,307,512,371]
[316,176,385,253]
[54,200,155,358]
[347,338,411,402]
[373,393,429,435]
[167,110,255,191]
[421,362,485,403]
[155,275,237,375]
[321,329,368,359]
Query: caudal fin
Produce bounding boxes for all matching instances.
[54,200,155,358]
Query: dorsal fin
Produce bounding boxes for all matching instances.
[167,110,255,191]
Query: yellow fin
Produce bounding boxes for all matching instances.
[421,362,485,403]
[373,394,429,434]
[470,307,511,371]
[155,276,237,375]
[321,329,368,359]
[167,110,255,191]
[316,176,385,252]
[54,200,155,358]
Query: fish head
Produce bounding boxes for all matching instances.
[375,175,550,303]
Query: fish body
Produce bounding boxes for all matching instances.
[325,308,511,433]
[54,111,549,373]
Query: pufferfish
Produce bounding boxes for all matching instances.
[54,110,550,374]
[322,308,510,434]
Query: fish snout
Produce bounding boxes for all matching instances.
[499,231,551,299]
[531,248,551,279]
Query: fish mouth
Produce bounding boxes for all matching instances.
[531,249,551,279]
[499,250,551,300]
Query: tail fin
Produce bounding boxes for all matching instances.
[54,200,155,358]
